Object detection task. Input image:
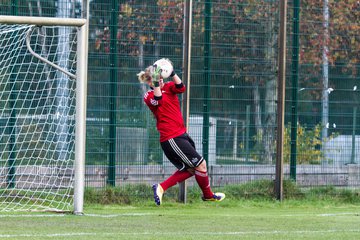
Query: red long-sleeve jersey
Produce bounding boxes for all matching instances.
[143,81,186,142]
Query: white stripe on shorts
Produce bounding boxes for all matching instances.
[168,138,194,168]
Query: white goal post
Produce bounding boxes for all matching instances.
[0,14,88,214]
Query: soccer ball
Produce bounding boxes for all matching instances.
[153,58,174,79]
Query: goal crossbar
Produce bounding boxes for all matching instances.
[0,15,86,26]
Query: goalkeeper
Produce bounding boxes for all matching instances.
[137,58,225,205]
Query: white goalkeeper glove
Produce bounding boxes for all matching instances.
[152,65,162,87]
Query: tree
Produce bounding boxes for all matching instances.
[299,0,360,133]
[206,0,279,163]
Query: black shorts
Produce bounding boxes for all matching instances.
[161,133,204,171]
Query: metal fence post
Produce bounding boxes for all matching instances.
[290,0,300,181]
[107,0,118,186]
[275,0,288,201]
[350,106,357,164]
[202,0,212,165]
[178,0,193,203]
[7,0,19,189]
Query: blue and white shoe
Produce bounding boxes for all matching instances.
[152,184,164,206]
[202,192,226,202]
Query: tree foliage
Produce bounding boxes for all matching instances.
[301,0,360,70]
[92,0,183,56]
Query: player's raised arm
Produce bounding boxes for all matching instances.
[152,65,163,99]
[171,71,182,85]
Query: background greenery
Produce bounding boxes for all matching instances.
[0,0,358,191]
[1,183,360,240]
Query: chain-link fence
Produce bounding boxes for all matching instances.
[0,0,359,195]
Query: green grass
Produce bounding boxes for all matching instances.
[1,181,360,239]
[0,200,359,239]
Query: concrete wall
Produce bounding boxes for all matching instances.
[323,135,360,165]
[84,164,360,188]
[4,164,359,189]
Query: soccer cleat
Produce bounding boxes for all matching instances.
[202,192,226,202]
[152,184,164,206]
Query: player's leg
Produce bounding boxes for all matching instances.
[154,133,225,205]
[167,133,225,201]
[160,137,196,188]
[152,169,193,205]
[194,161,225,202]
[152,137,195,206]
[183,134,225,201]
[193,160,213,199]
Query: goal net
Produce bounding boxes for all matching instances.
[0,18,87,213]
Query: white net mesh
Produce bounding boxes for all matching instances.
[0,24,78,212]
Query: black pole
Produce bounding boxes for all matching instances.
[350,106,357,164]
[290,0,300,181]
[7,0,18,189]
[178,0,192,203]
[202,0,212,165]
[107,0,118,186]
[275,0,288,201]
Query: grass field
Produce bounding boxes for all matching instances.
[1,199,359,240]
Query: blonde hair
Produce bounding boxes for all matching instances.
[137,65,154,83]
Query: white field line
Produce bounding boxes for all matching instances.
[0,213,152,218]
[1,229,360,238]
[0,212,358,218]
[282,212,359,217]
[0,233,96,238]
[0,214,66,218]
[85,213,153,217]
